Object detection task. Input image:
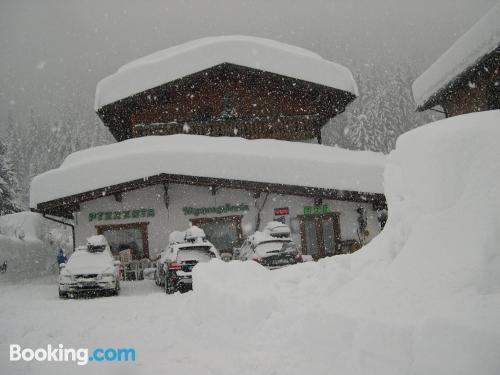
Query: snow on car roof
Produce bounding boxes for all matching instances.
[250,231,290,245]
[412,3,500,109]
[29,135,386,207]
[86,234,108,247]
[95,35,358,110]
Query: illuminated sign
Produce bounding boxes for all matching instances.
[89,208,155,222]
[303,205,331,215]
[274,207,290,216]
[183,203,249,217]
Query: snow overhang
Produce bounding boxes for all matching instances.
[30,135,386,216]
[94,35,359,111]
[412,3,500,110]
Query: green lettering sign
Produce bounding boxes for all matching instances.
[88,208,155,222]
[183,203,249,217]
[303,205,331,215]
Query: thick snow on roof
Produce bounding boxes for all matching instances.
[95,35,358,110]
[412,3,500,108]
[30,135,385,207]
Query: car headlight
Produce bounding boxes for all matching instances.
[97,273,115,280]
[59,274,73,283]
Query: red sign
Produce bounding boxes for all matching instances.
[274,207,290,216]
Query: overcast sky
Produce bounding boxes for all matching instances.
[0,0,498,124]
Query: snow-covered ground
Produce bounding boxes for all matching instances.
[2,111,500,374]
[0,212,72,281]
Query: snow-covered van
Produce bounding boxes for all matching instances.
[155,226,220,294]
[58,235,121,298]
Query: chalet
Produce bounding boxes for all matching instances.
[412,3,500,117]
[30,36,387,261]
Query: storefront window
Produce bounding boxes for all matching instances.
[96,223,149,259]
[191,216,242,253]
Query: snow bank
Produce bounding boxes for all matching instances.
[0,212,72,281]
[30,135,386,207]
[186,110,500,374]
[95,35,358,110]
[412,3,500,108]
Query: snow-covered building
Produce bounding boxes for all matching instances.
[30,36,386,260]
[412,3,500,116]
[95,36,358,143]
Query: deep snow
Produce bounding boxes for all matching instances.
[3,111,500,375]
[30,135,386,207]
[95,35,358,110]
[412,2,500,108]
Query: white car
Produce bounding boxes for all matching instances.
[155,226,220,294]
[58,235,121,298]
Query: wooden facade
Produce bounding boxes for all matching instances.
[97,63,356,142]
[418,47,500,116]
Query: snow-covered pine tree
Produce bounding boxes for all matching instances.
[324,62,441,153]
[0,139,21,215]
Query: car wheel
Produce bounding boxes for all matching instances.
[165,275,175,294]
[58,289,68,299]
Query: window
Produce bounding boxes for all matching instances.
[96,222,149,259]
[298,213,341,259]
[190,215,242,253]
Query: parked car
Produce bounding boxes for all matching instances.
[58,235,121,298]
[238,223,303,269]
[155,226,220,294]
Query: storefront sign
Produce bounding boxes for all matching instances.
[89,208,155,222]
[183,203,249,217]
[274,207,290,216]
[274,207,290,224]
[303,205,331,215]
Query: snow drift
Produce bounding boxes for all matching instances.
[0,212,72,281]
[185,110,500,374]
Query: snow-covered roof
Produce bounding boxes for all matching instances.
[30,135,385,207]
[95,35,358,110]
[412,3,500,109]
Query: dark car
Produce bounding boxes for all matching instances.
[155,226,220,294]
[238,231,303,270]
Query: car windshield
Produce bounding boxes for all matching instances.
[177,246,214,263]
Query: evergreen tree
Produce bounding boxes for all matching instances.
[0,140,20,215]
[324,63,441,153]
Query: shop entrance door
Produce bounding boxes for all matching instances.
[299,213,341,259]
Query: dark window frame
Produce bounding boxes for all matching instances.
[298,212,341,259]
